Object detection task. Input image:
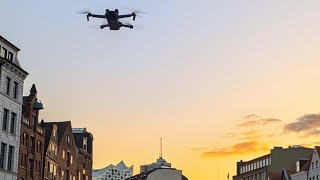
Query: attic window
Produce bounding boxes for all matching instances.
[8,52,13,61]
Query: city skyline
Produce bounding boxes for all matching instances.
[1,1,320,180]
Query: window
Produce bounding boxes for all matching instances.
[71,155,73,164]
[2,109,9,131]
[66,136,71,143]
[8,52,13,61]
[13,81,18,99]
[6,77,11,95]
[62,150,65,159]
[83,137,88,151]
[313,162,315,169]
[317,160,319,168]
[10,112,16,134]
[2,47,7,59]
[7,146,14,171]
[0,143,7,169]
[37,141,42,154]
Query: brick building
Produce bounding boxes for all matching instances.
[42,121,93,180]
[73,128,94,180]
[18,84,45,180]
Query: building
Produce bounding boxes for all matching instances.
[92,161,133,180]
[0,35,28,179]
[290,158,310,180]
[73,128,94,180]
[18,84,45,180]
[129,153,188,180]
[140,156,171,173]
[42,121,94,180]
[290,146,320,180]
[42,121,78,179]
[42,121,59,180]
[127,168,188,180]
[233,146,313,180]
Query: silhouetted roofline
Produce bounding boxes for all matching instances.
[0,35,20,51]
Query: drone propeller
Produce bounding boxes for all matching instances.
[77,9,91,14]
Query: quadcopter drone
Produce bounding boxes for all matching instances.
[84,9,137,30]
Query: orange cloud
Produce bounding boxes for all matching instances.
[202,141,269,158]
[239,118,282,127]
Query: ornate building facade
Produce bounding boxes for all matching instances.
[0,35,28,179]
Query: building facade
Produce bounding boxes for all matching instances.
[42,121,93,180]
[0,35,28,179]
[127,168,188,180]
[233,146,313,180]
[92,161,133,180]
[129,154,188,180]
[18,84,45,180]
[291,146,320,180]
[73,128,94,180]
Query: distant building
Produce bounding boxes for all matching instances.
[92,161,133,180]
[127,168,188,180]
[140,156,171,173]
[233,146,313,180]
[18,84,45,180]
[0,35,28,179]
[129,153,188,180]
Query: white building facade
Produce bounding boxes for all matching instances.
[291,146,320,180]
[92,161,133,180]
[0,35,28,179]
[306,147,320,180]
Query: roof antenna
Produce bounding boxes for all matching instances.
[160,137,163,159]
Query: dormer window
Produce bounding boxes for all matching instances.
[1,47,7,59]
[8,52,13,61]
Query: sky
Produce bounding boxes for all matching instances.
[1,1,320,180]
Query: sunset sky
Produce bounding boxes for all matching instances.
[1,1,320,180]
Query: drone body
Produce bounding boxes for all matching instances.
[86,9,136,30]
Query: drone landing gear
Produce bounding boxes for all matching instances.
[120,23,133,29]
[100,24,109,29]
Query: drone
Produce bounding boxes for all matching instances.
[83,9,137,30]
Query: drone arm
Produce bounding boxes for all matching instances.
[119,13,136,21]
[88,14,106,19]
[119,14,133,18]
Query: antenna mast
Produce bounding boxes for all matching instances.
[160,137,163,158]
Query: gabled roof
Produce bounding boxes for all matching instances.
[42,121,54,153]
[315,146,320,158]
[281,169,295,180]
[43,121,71,145]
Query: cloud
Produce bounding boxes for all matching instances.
[243,114,259,119]
[190,147,208,151]
[284,114,320,136]
[239,118,282,127]
[202,141,269,158]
